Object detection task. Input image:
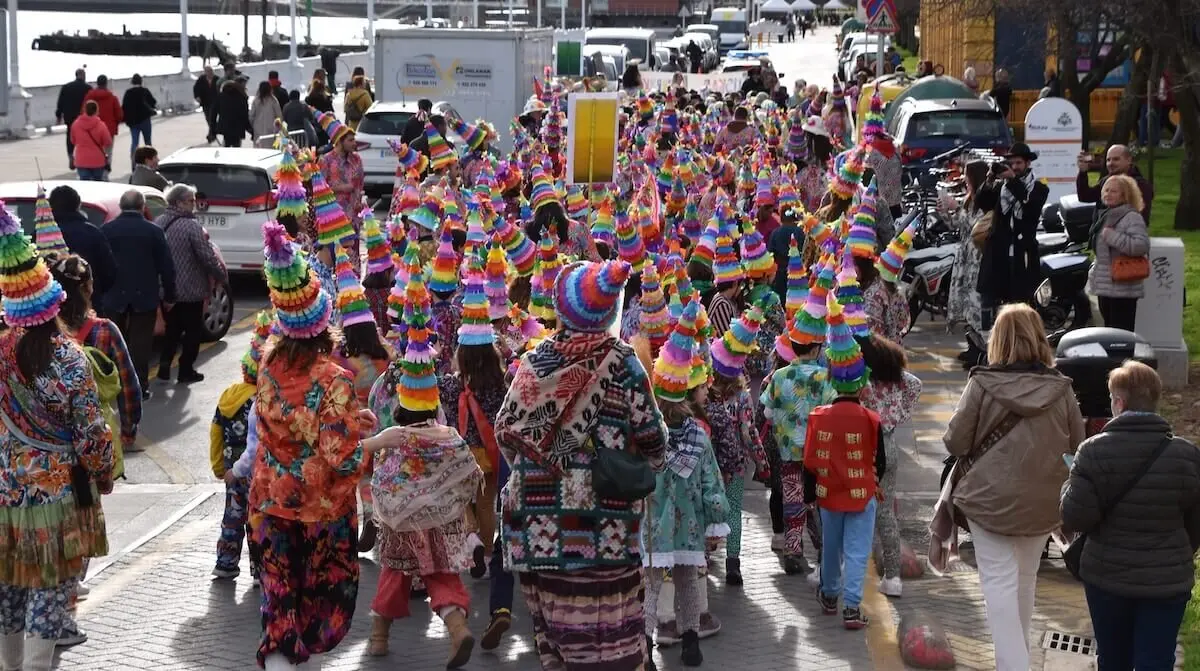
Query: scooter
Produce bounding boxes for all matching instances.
[1034,195,1095,332]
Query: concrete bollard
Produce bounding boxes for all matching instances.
[898,610,957,669]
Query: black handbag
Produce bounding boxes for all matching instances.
[592,417,656,503]
[1064,434,1172,580]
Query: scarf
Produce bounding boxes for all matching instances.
[666,419,706,479]
[495,331,629,474]
[370,422,482,532]
[999,169,1037,220]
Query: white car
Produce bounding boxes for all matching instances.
[355,101,423,199]
[157,147,283,274]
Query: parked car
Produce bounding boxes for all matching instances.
[887,98,1013,164]
[157,147,282,275]
[355,101,422,199]
[683,31,719,71]
[586,28,657,69]
[0,179,234,341]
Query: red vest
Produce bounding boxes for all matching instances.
[803,400,882,513]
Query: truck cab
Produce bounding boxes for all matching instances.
[708,7,748,54]
[586,28,658,70]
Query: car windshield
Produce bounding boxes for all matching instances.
[357,111,415,136]
[587,36,648,62]
[908,110,1008,140]
[712,20,745,34]
[157,165,271,201]
[2,200,106,234]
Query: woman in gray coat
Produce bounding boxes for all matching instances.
[1087,174,1150,332]
[1061,361,1200,670]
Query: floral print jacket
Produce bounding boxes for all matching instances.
[644,417,730,567]
[251,356,366,522]
[860,371,923,431]
[761,360,837,462]
[705,390,766,480]
[0,330,113,507]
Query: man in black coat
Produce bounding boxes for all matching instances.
[214,78,253,148]
[193,65,220,143]
[268,70,290,110]
[977,143,1050,327]
[401,98,434,145]
[56,69,91,169]
[102,189,177,397]
[687,40,704,74]
[49,185,117,308]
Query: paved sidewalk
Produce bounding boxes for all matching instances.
[53,324,1114,671]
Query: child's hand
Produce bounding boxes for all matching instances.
[224,471,240,485]
[357,409,378,435]
[706,537,722,553]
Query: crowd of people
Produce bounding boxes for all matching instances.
[11,50,1196,671]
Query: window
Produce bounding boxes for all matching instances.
[2,200,107,236]
[711,20,745,34]
[586,37,648,63]
[357,111,415,137]
[905,110,1008,141]
[156,165,271,201]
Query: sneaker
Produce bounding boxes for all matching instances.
[878,577,902,597]
[806,564,822,587]
[680,630,703,667]
[480,609,511,651]
[771,533,785,552]
[212,566,240,579]
[56,626,88,647]
[75,582,90,601]
[783,554,811,575]
[698,612,721,639]
[842,606,869,630]
[178,370,205,384]
[656,620,681,646]
[817,591,839,615]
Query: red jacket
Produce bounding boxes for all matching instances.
[803,398,885,513]
[82,88,123,135]
[69,115,113,169]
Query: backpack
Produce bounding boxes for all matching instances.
[345,90,366,123]
[76,320,125,480]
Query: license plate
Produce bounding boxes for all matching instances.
[202,216,229,229]
[380,148,392,158]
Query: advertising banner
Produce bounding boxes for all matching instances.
[640,71,746,93]
[1024,97,1083,203]
[566,93,620,185]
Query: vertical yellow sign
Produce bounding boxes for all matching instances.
[566,93,620,185]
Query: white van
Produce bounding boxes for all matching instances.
[708,7,748,54]
[586,28,658,70]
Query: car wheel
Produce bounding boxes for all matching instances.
[202,280,234,342]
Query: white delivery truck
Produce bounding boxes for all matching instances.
[709,7,749,54]
[373,27,554,151]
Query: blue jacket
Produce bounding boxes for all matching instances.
[55,209,117,306]
[101,210,177,313]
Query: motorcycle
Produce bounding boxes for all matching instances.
[1033,195,1095,332]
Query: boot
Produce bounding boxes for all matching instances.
[724,557,742,586]
[358,519,378,553]
[442,610,474,669]
[1,632,22,671]
[680,630,703,667]
[479,609,511,651]
[23,637,55,671]
[645,634,657,671]
[367,616,391,657]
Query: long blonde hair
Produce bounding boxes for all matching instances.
[987,304,1054,367]
[1104,174,1145,213]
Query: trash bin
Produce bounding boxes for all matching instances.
[1054,327,1158,437]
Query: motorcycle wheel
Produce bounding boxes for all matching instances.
[1040,302,1069,332]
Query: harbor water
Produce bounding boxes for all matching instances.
[15,10,395,87]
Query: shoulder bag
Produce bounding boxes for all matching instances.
[1063,433,1173,580]
[1111,255,1150,282]
[592,353,656,502]
[970,210,994,252]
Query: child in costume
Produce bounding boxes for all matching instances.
[360,209,395,330]
[858,333,921,597]
[645,300,730,669]
[209,310,271,582]
[428,226,463,377]
[805,295,885,630]
[363,277,482,668]
[705,306,769,586]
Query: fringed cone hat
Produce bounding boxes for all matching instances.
[312,108,353,146]
[0,200,65,327]
[615,212,648,273]
[241,309,275,384]
[274,133,309,220]
[653,299,699,403]
[485,241,511,320]
[334,245,374,328]
[310,169,355,246]
[836,247,869,338]
[363,209,392,277]
[425,120,458,174]
[495,218,537,277]
[825,292,869,394]
[739,219,775,280]
[388,138,430,177]
[261,220,332,339]
[33,187,67,257]
[877,217,918,284]
[847,182,879,259]
[784,237,809,318]
[428,226,459,295]
[457,259,495,347]
[639,263,671,354]
[554,260,630,333]
[712,235,744,286]
[791,253,836,346]
[711,305,764,378]
[398,274,439,413]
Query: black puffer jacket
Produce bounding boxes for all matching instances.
[1060,412,1200,598]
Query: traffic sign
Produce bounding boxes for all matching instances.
[863,0,897,34]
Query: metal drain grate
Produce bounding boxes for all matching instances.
[1042,631,1098,656]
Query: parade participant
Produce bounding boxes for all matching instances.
[806,291,884,631]
[208,311,271,582]
[712,106,760,153]
[330,245,393,552]
[428,227,463,377]
[705,236,744,336]
[646,300,729,668]
[360,209,394,329]
[797,116,832,213]
[865,219,915,343]
[0,202,111,671]
[363,267,482,667]
[252,222,373,670]
[440,258,506,581]
[861,95,902,243]
[941,304,1083,671]
[528,164,602,261]
[314,111,365,271]
[496,260,669,671]
[857,332,921,597]
[762,263,836,575]
[706,306,768,586]
[452,116,497,186]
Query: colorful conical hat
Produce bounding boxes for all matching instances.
[639,263,671,353]
[310,169,355,246]
[829,146,866,201]
[485,241,510,320]
[451,116,489,153]
[240,309,275,383]
[334,244,374,328]
[791,253,836,345]
[312,108,353,146]
[541,97,564,152]
[825,291,869,394]
[388,138,430,177]
[426,121,457,173]
[261,220,332,339]
[739,219,774,280]
[836,247,869,338]
[615,211,647,272]
[652,299,699,403]
[495,218,537,277]
[784,237,809,318]
[457,260,495,346]
[529,163,558,214]
[554,260,630,333]
[33,188,67,257]
[712,235,744,285]
[428,226,459,294]
[0,200,64,327]
[274,137,308,220]
[398,265,439,413]
[711,305,764,378]
[847,183,879,259]
[877,217,918,283]
[363,209,392,276]
[589,196,616,248]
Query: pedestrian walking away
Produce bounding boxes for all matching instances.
[121,74,157,164]
[193,65,220,143]
[55,69,91,170]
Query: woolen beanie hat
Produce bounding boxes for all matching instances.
[554,260,630,333]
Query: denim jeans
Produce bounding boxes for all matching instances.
[76,167,106,181]
[130,118,153,160]
[819,498,877,609]
[1085,582,1188,670]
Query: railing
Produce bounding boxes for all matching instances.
[1,51,372,138]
